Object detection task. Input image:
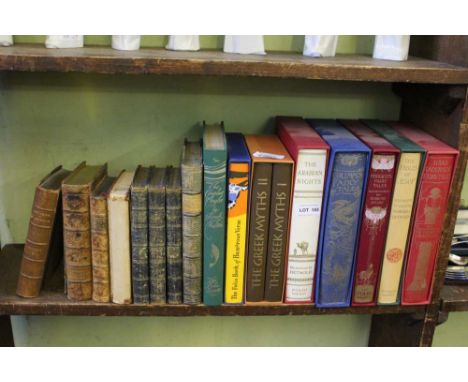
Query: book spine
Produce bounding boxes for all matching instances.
[284,150,327,303]
[16,187,60,298]
[131,186,149,304]
[148,188,166,304]
[167,185,182,304]
[317,153,367,307]
[108,199,132,304]
[378,153,422,304]
[246,163,272,302]
[225,162,249,304]
[62,185,93,300]
[264,163,293,302]
[182,163,203,304]
[352,153,397,306]
[90,196,111,302]
[402,154,457,304]
[203,156,227,306]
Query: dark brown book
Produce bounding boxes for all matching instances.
[245,163,272,302]
[264,163,293,302]
[62,162,107,301]
[16,166,71,298]
[90,175,116,303]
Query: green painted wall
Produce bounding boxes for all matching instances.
[0,35,465,346]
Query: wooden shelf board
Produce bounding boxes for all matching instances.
[0,244,425,316]
[441,283,468,312]
[0,44,467,84]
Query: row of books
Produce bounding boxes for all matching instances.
[16,117,458,307]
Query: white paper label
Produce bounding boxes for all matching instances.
[295,203,321,216]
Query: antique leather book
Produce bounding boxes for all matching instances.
[166,166,183,304]
[244,134,294,303]
[277,116,329,304]
[90,175,117,303]
[108,170,134,304]
[392,122,459,305]
[225,133,251,304]
[148,167,168,304]
[181,140,203,305]
[203,123,227,306]
[62,162,107,301]
[131,166,151,304]
[245,160,272,302]
[364,119,425,305]
[308,119,371,308]
[16,166,71,298]
[341,120,399,306]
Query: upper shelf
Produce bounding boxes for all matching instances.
[0,44,468,84]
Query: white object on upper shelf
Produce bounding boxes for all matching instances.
[45,35,84,49]
[373,35,410,61]
[0,35,13,47]
[303,35,338,57]
[224,35,265,55]
[112,35,141,51]
[166,35,200,51]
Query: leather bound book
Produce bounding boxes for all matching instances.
[16,166,71,298]
[62,162,107,301]
[108,170,134,304]
[244,134,294,303]
[363,119,425,305]
[225,133,251,304]
[181,140,203,305]
[166,167,183,304]
[277,116,329,304]
[341,120,399,307]
[392,122,459,305]
[148,167,167,304]
[203,123,228,306]
[245,161,272,302]
[90,175,117,303]
[131,166,151,304]
[308,119,371,308]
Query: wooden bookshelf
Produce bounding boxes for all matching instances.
[441,284,468,312]
[0,244,424,317]
[0,36,467,346]
[0,44,467,84]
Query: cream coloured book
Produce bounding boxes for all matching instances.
[276,116,329,303]
[377,153,422,304]
[108,170,134,304]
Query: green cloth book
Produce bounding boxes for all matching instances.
[203,122,228,306]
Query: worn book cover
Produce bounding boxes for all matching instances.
[90,175,117,303]
[181,140,203,305]
[17,166,71,298]
[392,122,459,305]
[203,123,227,306]
[148,167,167,304]
[62,162,107,301]
[364,119,426,305]
[225,133,251,304]
[342,120,399,306]
[277,116,329,304]
[108,170,134,305]
[308,119,371,308]
[166,166,183,304]
[244,134,294,303]
[131,166,151,304]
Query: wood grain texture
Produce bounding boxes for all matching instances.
[441,284,468,312]
[0,244,425,316]
[410,36,468,68]
[0,44,467,84]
